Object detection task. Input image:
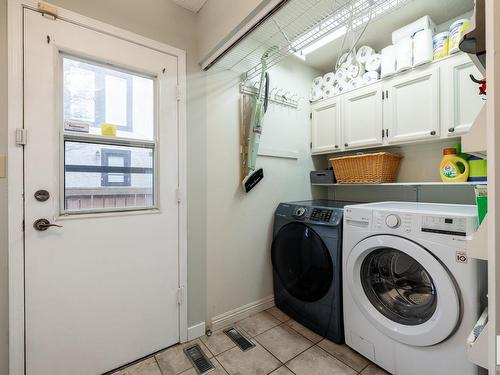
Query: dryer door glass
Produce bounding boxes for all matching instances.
[271,223,333,302]
[361,248,437,325]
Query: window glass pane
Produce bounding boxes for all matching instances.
[63,56,154,140]
[64,141,154,213]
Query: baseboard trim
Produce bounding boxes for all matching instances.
[187,322,206,341]
[210,295,275,332]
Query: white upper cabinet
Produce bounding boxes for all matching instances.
[311,97,342,154]
[342,82,384,149]
[384,66,440,144]
[441,54,485,136]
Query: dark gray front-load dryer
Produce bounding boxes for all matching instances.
[271,200,350,344]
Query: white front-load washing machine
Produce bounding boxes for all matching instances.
[342,202,487,375]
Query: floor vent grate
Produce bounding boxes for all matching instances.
[223,327,255,351]
[184,344,215,375]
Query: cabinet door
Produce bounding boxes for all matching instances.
[311,97,341,154]
[385,66,440,144]
[342,82,383,149]
[443,55,485,136]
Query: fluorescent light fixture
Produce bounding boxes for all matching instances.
[300,26,348,56]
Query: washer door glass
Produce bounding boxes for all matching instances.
[361,248,437,326]
[271,222,333,302]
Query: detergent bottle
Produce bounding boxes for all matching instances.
[440,147,469,182]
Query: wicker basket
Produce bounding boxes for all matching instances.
[329,152,403,184]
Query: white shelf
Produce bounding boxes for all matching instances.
[462,105,487,157]
[312,182,484,187]
[466,215,488,260]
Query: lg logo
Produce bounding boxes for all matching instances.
[456,251,468,264]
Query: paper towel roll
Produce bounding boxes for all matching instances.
[323,85,336,98]
[346,61,365,80]
[348,77,364,91]
[413,28,433,66]
[381,45,396,78]
[396,37,413,72]
[365,54,381,72]
[337,51,354,70]
[363,71,380,84]
[356,46,374,64]
[392,15,436,44]
[312,76,324,87]
[336,80,347,95]
[335,67,349,83]
[323,72,336,85]
[310,87,323,102]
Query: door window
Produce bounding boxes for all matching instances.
[62,55,157,214]
[360,248,437,325]
[271,222,333,302]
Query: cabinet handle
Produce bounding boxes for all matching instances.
[334,145,339,149]
[382,91,385,100]
[386,129,389,137]
[344,143,349,147]
[430,131,436,136]
[386,90,389,99]
[448,128,455,133]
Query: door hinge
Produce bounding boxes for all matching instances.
[15,129,27,146]
[177,286,184,305]
[176,85,181,101]
[39,2,58,20]
[176,188,182,203]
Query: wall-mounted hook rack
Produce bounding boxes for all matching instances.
[239,82,299,109]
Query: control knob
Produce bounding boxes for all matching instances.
[386,214,401,229]
[294,207,307,218]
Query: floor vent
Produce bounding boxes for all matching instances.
[184,344,215,375]
[224,327,255,351]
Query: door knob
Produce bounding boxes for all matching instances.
[33,218,62,231]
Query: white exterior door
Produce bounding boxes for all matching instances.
[311,98,341,153]
[385,66,440,143]
[342,83,384,149]
[442,54,486,136]
[24,9,180,375]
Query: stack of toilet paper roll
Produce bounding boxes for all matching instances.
[310,45,384,102]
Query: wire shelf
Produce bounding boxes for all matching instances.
[208,0,413,80]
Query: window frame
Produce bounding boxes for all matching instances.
[100,148,132,187]
[59,53,159,216]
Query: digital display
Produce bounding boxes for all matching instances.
[445,218,453,224]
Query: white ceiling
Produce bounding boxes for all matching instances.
[170,0,208,13]
[302,0,474,72]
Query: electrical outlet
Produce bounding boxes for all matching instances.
[0,155,5,178]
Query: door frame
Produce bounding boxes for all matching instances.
[7,2,188,374]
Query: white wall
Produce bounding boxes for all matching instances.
[197,0,265,62]
[0,1,8,373]
[205,57,322,322]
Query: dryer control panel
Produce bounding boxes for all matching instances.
[421,216,468,237]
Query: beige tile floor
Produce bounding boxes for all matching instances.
[111,307,389,375]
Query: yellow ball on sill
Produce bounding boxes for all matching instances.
[100,123,117,137]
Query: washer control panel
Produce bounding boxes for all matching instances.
[310,208,333,223]
[421,216,467,237]
[373,211,412,233]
